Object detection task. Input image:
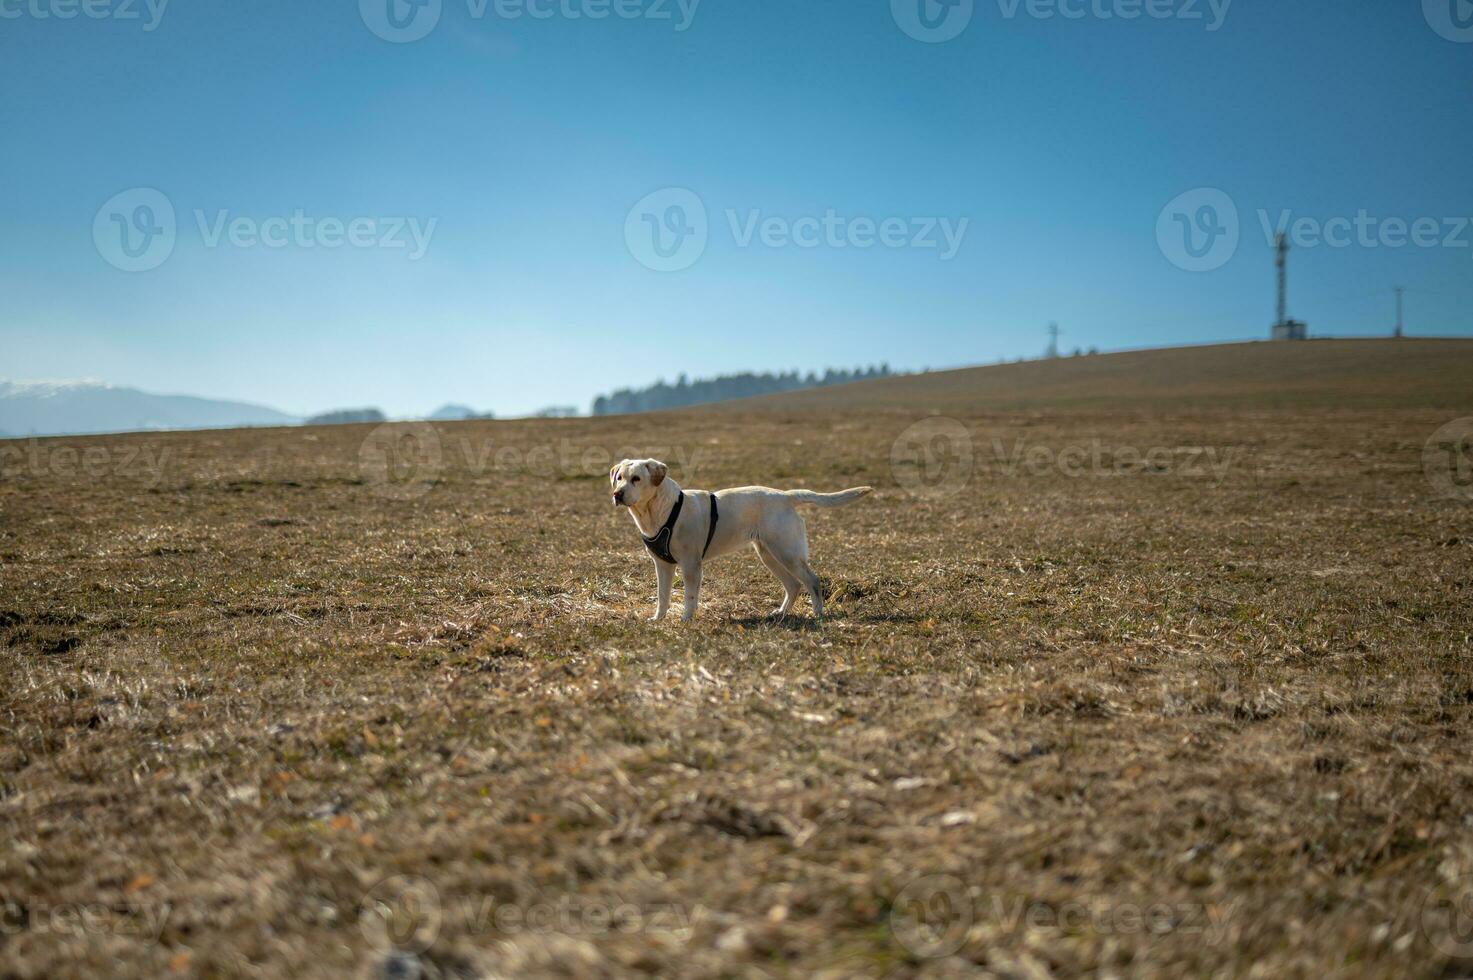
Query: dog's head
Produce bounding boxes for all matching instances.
[610,458,667,508]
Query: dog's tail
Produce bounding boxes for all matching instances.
[785,487,873,508]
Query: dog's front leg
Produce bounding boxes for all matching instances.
[679,560,703,622]
[652,560,674,621]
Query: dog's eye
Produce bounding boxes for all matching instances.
[631,476,641,483]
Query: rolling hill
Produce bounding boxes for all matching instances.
[3,336,1471,977]
[709,338,1473,414]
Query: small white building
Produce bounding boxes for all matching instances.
[1272,319,1307,341]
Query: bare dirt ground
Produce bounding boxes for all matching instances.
[2,340,1472,978]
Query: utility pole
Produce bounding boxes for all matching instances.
[1046,322,1061,359]
[1270,234,1306,340]
[1275,233,1288,329]
[1394,286,1404,338]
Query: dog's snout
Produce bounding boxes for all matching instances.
[613,487,625,505]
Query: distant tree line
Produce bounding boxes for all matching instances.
[592,365,894,416]
[305,408,386,426]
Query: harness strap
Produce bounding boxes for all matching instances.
[639,490,719,564]
[640,491,683,565]
[703,493,719,557]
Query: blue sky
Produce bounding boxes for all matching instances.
[2,0,1470,417]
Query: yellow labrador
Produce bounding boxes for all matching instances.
[610,458,871,621]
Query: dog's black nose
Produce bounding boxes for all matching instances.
[613,488,624,505]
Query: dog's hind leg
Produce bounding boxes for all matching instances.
[763,522,824,619]
[755,541,802,616]
[792,559,823,619]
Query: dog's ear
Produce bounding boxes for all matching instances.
[648,460,668,486]
[610,462,621,484]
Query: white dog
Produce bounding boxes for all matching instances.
[610,458,871,621]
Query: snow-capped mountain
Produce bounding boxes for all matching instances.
[0,380,299,437]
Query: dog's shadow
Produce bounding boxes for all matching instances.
[728,614,823,632]
[841,611,930,624]
[726,610,929,629]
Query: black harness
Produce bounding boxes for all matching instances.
[641,490,718,565]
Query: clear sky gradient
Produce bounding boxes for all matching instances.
[3,0,1470,417]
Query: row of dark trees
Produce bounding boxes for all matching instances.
[591,365,894,416]
[304,408,385,425]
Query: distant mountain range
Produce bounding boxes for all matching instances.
[0,382,507,438]
[0,381,299,438]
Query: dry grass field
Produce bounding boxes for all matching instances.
[3,339,1472,979]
